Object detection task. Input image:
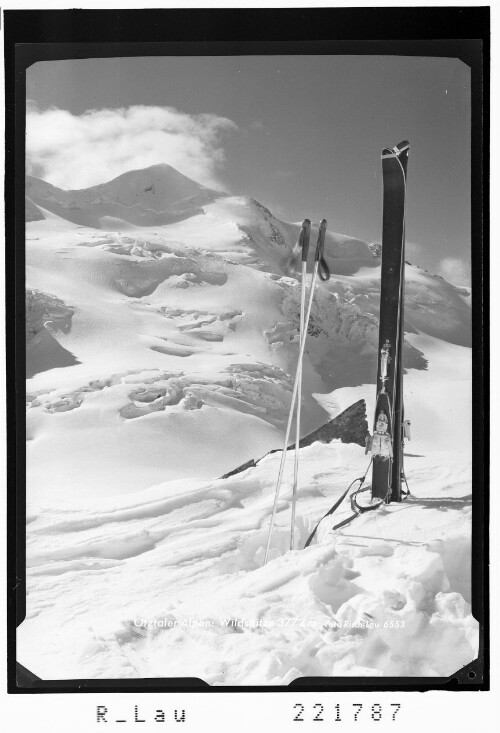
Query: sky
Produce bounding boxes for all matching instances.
[26,55,471,283]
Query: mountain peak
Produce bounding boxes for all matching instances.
[92,163,224,195]
[26,163,227,228]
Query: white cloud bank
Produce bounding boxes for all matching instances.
[439,257,471,287]
[26,104,238,189]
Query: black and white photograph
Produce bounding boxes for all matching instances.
[8,10,487,693]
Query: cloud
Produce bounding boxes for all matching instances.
[26,103,237,189]
[438,257,471,286]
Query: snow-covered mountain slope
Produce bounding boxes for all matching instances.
[26,164,224,229]
[25,187,470,499]
[25,196,45,222]
[21,165,475,683]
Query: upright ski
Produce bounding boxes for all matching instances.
[370,141,410,502]
[303,141,411,550]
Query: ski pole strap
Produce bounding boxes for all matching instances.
[304,482,352,548]
[315,219,330,282]
[304,458,375,548]
[299,219,311,262]
[303,474,365,548]
[330,486,384,533]
[329,512,358,532]
[332,486,387,532]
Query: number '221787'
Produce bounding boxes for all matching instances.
[293,703,402,723]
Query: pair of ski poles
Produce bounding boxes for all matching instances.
[264,219,330,565]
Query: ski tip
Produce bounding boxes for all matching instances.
[381,140,410,159]
[395,140,410,154]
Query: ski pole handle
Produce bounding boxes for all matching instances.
[299,219,311,262]
[315,219,330,281]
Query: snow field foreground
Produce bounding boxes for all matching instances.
[18,442,476,683]
[19,335,476,683]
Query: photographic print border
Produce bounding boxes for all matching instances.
[5,6,490,693]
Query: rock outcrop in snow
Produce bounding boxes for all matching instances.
[298,398,369,448]
[222,399,370,479]
[26,289,79,378]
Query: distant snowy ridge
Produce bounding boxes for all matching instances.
[26,163,226,229]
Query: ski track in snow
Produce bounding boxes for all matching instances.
[20,182,476,684]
